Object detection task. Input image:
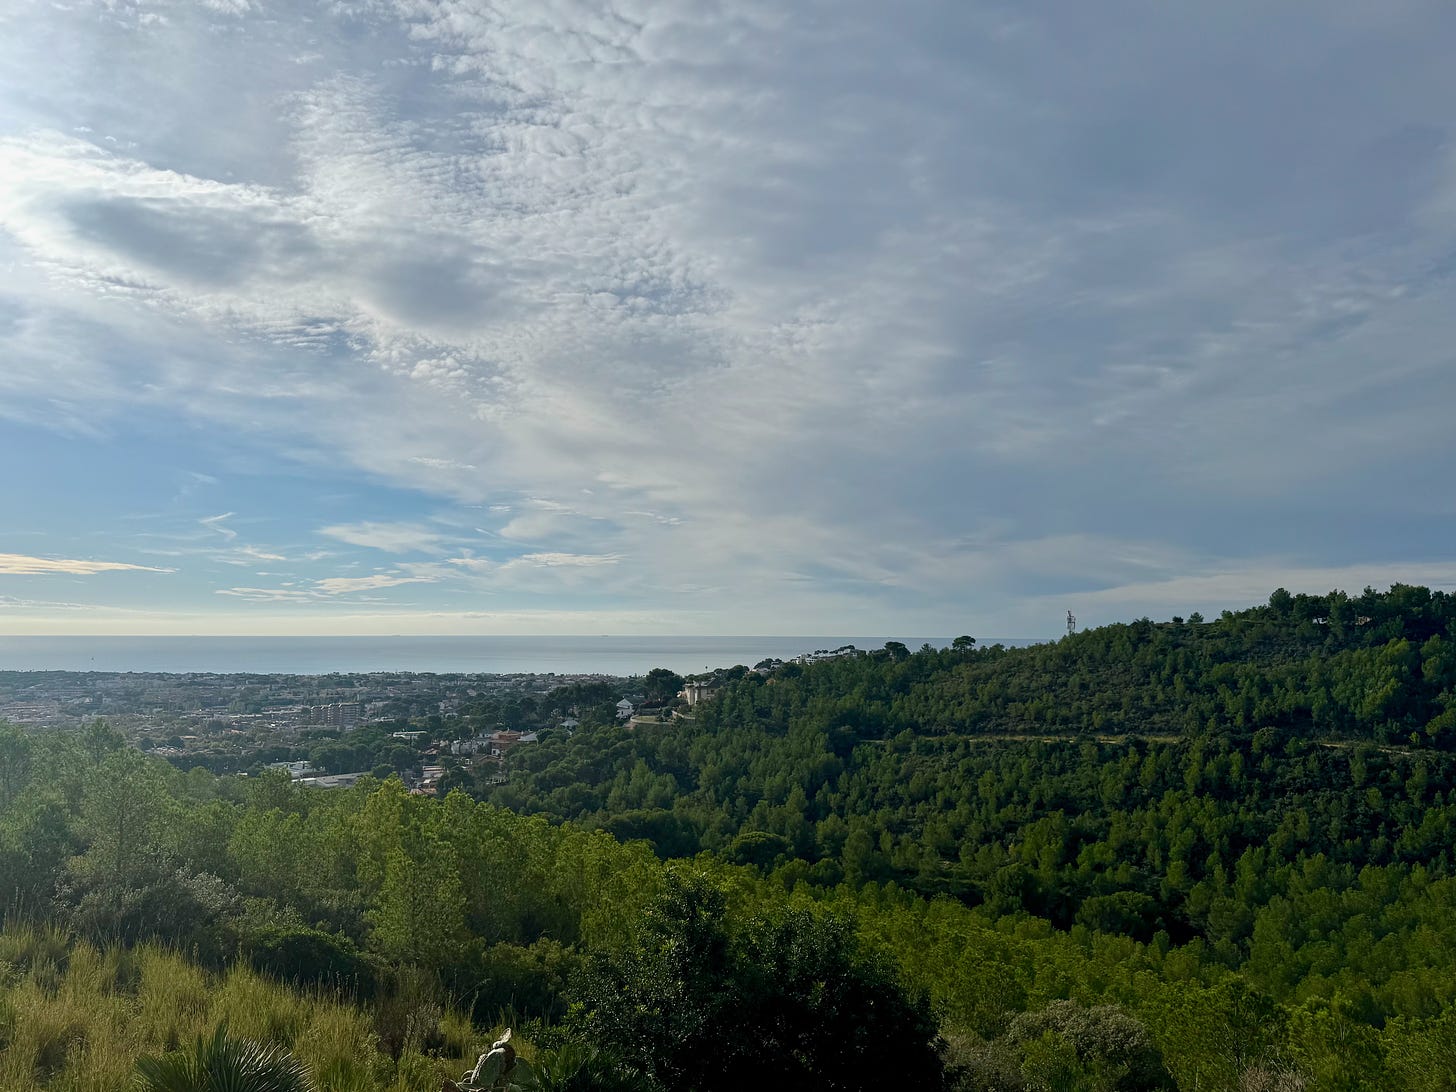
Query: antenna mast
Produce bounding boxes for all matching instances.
[1066,610,1077,637]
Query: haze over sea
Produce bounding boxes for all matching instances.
[0,636,1039,677]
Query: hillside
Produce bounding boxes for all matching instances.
[485,586,1456,910]
[3,585,1456,1089]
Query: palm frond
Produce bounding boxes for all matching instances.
[134,1026,313,1092]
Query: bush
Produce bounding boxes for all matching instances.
[570,869,944,1091]
[1000,1001,1174,1091]
[244,924,377,993]
[454,938,579,1024]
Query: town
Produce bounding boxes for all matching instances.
[0,656,785,795]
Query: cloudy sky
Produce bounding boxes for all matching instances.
[1,1,1455,637]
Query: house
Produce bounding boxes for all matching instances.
[680,681,718,707]
[616,699,635,720]
[296,772,367,789]
[488,730,523,757]
[267,760,318,779]
[795,645,864,665]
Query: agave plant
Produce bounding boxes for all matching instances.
[134,1026,313,1092]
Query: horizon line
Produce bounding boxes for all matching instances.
[0,632,1049,641]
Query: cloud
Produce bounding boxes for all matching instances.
[236,545,287,562]
[220,570,433,600]
[215,586,318,603]
[200,513,237,540]
[410,456,477,472]
[0,552,172,576]
[506,552,620,569]
[173,471,219,503]
[1049,562,1456,627]
[2,2,1455,633]
[0,595,94,611]
[439,551,621,578]
[213,544,290,566]
[318,522,451,554]
[313,573,428,595]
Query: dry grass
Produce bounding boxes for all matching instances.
[0,923,490,1091]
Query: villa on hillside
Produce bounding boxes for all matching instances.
[267,759,318,779]
[680,681,718,707]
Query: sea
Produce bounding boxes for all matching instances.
[0,635,1040,677]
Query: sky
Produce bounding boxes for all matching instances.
[1,1,1455,638]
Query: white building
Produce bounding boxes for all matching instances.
[267,760,318,779]
[680,682,718,707]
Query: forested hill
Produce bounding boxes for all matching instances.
[487,584,1456,924]
[704,583,1456,744]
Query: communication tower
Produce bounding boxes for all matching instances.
[1066,610,1077,637]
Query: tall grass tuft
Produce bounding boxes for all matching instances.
[0,923,520,1092]
[0,975,95,1089]
[213,962,311,1045]
[136,946,211,1051]
[0,921,73,977]
[293,997,383,1092]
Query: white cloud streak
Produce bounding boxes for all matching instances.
[313,573,427,595]
[0,552,172,576]
[318,522,452,555]
[200,513,238,540]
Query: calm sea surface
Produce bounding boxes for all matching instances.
[0,635,1039,676]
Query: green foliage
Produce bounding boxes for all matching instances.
[242,921,376,991]
[725,829,790,868]
[457,940,578,1023]
[135,1026,313,1092]
[0,723,33,809]
[997,1001,1173,1091]
[571,868,943,1091]
[640,668,685,707]
[7,585,1456,1087]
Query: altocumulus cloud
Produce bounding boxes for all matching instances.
[0,1,1455,634]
